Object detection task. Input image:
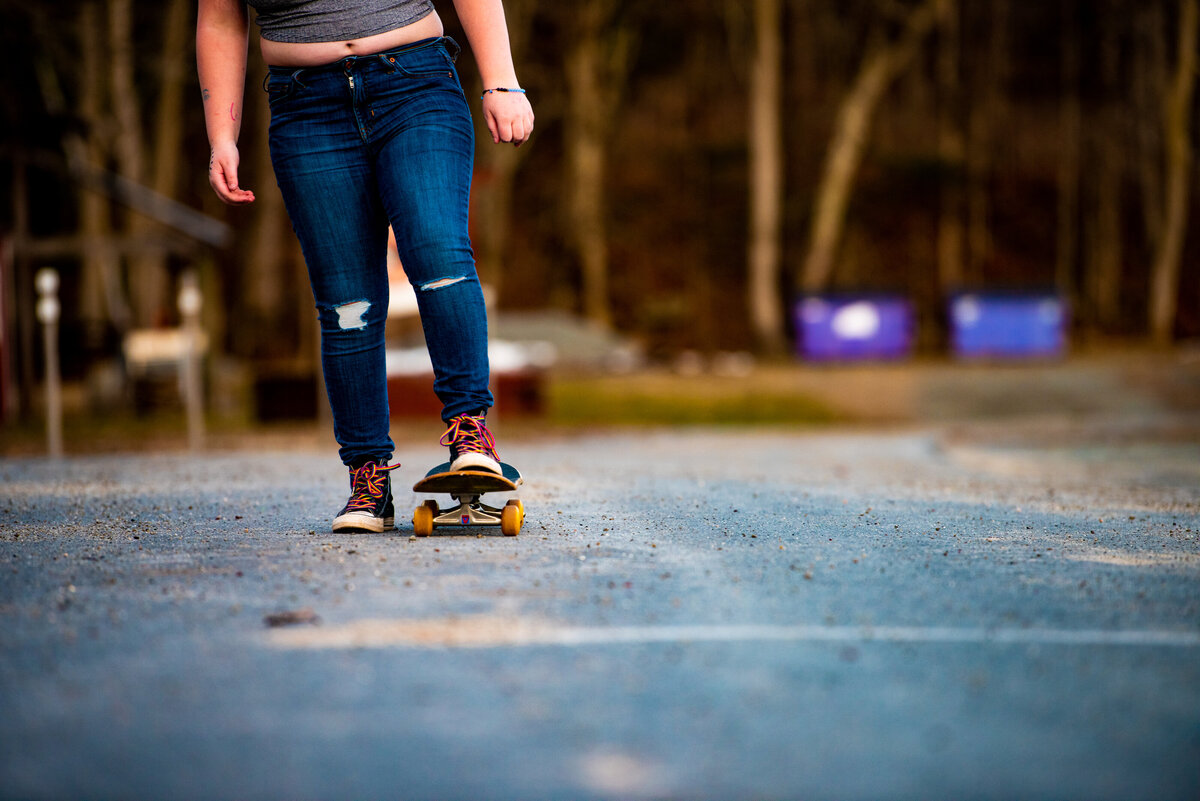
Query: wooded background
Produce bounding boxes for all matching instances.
[1,0,1197,400]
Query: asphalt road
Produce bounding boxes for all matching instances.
[2,417,1198,799]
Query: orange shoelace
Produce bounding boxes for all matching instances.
[344,461,398,511]
[439,415,499,460]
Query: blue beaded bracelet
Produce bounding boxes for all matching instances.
[480,87,527,100]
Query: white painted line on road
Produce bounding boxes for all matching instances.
[266,617,1200,650]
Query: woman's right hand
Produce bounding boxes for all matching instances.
[208,141,255,205]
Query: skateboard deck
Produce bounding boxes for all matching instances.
[411,462,524,536]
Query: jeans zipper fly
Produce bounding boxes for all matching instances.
[346,71,370,141]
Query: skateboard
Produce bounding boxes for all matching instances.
[411,462,525,537]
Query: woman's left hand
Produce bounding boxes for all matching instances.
[482,90,534,147]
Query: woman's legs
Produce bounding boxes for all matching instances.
[267,38,495,485]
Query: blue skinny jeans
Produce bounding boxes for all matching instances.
[265,37,492,467]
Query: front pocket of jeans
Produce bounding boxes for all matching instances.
[388,50,454,79]
[264,74,297,105]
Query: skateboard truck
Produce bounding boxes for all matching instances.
[412,463,524,537]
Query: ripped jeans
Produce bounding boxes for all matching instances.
[265,37,492,467]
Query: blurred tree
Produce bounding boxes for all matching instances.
[1149,0,1197,343]
[107,0,166,327]
[747,0,786,353]
[936,0,964,291]
[97,0,192,329]
[1086,0,1125,330]
[1134,1,1168,257]
[151,0,192,232]
[74,1,130,342]
[1055,0,1081,307]
[561,0,636,329]
[966,0,1006,280]
[799,0,947,293]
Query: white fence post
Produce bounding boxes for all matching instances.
[35,268,62,458]
[178,271,205,452]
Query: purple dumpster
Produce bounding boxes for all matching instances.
[795,294,915,363]
[949,291,1068,360]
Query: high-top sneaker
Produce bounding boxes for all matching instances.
[332,460,398,532]
[440,413,501,474]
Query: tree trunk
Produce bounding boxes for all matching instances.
[565,36,610,328]
[1149,0,1197,343]
[107,0,144,189]
[1055,0,1081,304]
[966,0,1007,279]
[799,0,946,293]
[936,0,965,292]
[109,0,167,327]
[1087,0,1124,330]
[1134,1,1167,252]
[151,0,191,216]
[76,1,126,343]
[747,0,786,353]
[563,0,633,328]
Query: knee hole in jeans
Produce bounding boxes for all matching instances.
[418,276,469,292]
[331,300,371,330]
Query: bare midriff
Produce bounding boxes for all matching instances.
[259,10,444,67]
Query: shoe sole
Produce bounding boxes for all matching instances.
[332,514,395,533]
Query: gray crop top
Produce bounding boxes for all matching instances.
[245,0,435,44]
